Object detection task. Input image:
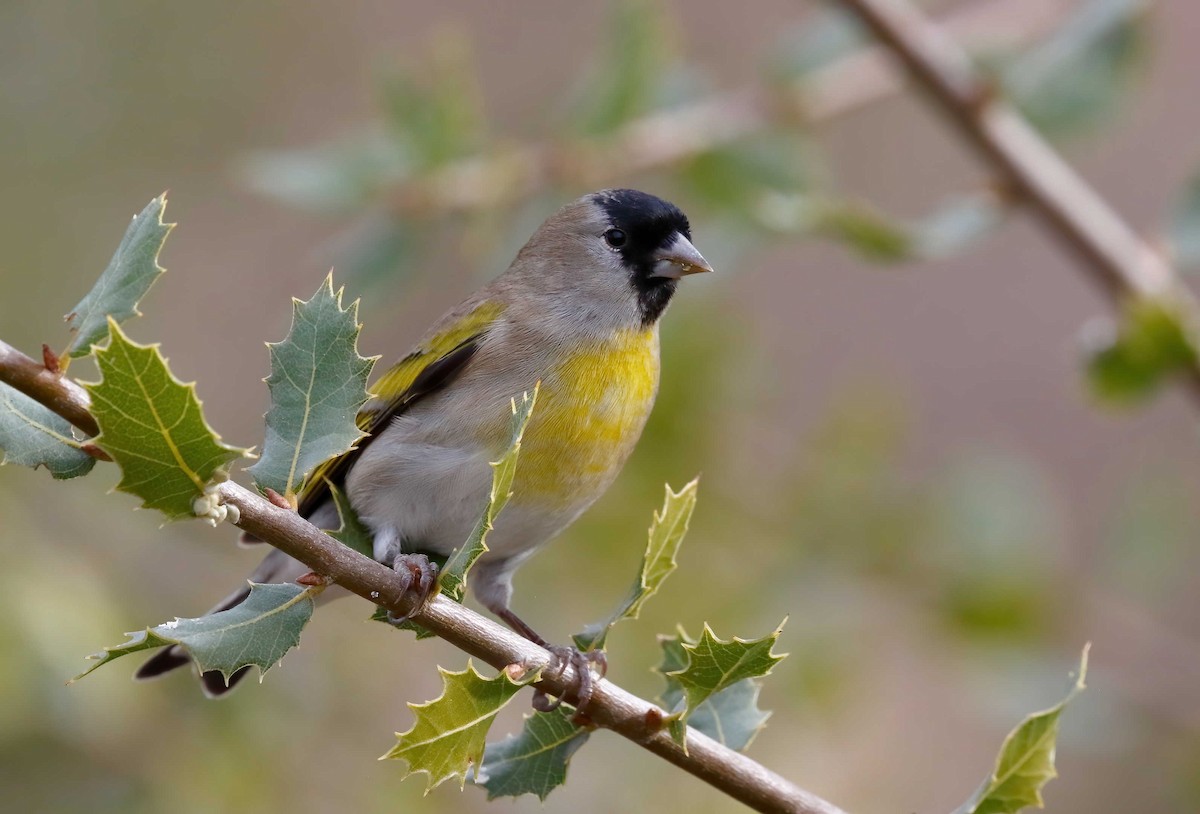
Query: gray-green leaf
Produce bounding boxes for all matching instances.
[65,194,173,357]
[1169,172,1200,271]
[657,630,771,752]
[477,707,590,801]
[75,582,322,684]
[247,274,377,499]
[0,382,96,479]
[573,478,698,651]
[664,621,787,747]
[954,645,1089,814]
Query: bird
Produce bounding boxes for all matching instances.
[135,188,712,705]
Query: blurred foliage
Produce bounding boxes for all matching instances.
[1084,299,1198,404]
[4,0,1200,812]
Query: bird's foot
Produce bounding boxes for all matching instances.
[385,553,440,624]
[532,645,608,716]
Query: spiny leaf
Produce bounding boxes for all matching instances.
[953,645,1090,814]
[665,621,787,746]
[439,385,539,604]
[1085,298,1198,404]
[0,382,96,479]
[247,274,377,499]
[75,582,321,684]
[65,194,174,358]
[326,481,374,558]
[573,478,699,651]
[382,661,531,792]
[656,630,771,752]
[85,319,249,519]
[476,707,590,801]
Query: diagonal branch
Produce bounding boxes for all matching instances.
[0,337,846,814]
[834,0,1200,403]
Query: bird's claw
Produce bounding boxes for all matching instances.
[532,645,607,716]
[384,553,439,624]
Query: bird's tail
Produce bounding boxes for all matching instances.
[134,548,312,697]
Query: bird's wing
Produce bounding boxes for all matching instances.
[294,298,507,519]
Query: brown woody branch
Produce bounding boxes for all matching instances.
[0,336,846,814]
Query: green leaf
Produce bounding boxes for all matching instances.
[912,193,1006,259]
[0,382,96,479]
[664,621,787,746]
[246,274,377,499]
[569,0,683,136]
[1001,0,1146,139]
[477,707,591,801]
[382,661,531,792]
[1085,298,1198,404]
[812,200,913,263]
[656,630,771,752]
[85,320,249,519]
[326,481,375,558]
[65,194,174,358]
[439,386,539,604]
[572,478,699,651]
[954,645,1089,814]
[770,7,867,80]
[1169,172,1200,270]
[75,582,321,684]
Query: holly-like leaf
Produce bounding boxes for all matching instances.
[665,621,787,746]
[85,319,249,519]
[0,382,96,479]
[65,194,174,358]
[247,274,377,499]
[954,645,1089,814]
[573,478,699,651]
[325,481,375,558]
[382,661,531,792]
[656,630,771,752]
[439,386,539,604]
[476,707,591,801]
[1085,298,1198,404]
[75,582,322,684]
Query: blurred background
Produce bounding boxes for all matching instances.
[2,0,1200,811]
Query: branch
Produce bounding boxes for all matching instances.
[384,0,1073,217]
[0,337,846,814]
[834,0,1200,403]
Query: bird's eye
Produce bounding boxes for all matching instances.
[603,228,627,249]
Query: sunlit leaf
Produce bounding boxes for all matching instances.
[954,645,1089,814]
[657,630,771,752]
[439,386,539,604]
[85,320,248,519]
[75,582,322,684]
[65,195,173,357]
[1085,298,1198,403]
[573,478,699,651]
[476,707,590,801]
[664,621,787,746]
[0,382,95,479]
[382,661,531,792]
[247,274,377,500]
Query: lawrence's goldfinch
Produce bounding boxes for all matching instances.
[137,189,712,699]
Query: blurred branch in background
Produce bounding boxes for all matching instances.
[834,0,1200,405]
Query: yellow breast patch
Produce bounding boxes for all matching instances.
[515,328,660,504]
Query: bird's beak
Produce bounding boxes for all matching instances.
[650,234,714,280]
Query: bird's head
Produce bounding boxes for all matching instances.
[511,188,712,330]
